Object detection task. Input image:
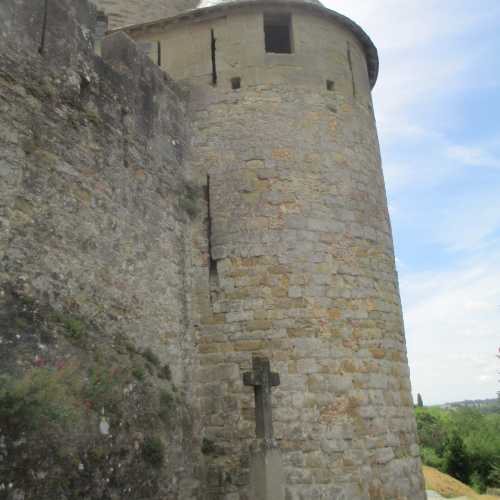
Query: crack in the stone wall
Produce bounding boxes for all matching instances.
[38,0,49,54]
[347,41,356,99]
[121,106,130,168]
[210,29,217,86]
[157,40,162,66]
[206,174,219,303]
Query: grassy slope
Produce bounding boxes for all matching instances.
[423,466,499,499]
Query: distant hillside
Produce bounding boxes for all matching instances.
[437,398,500,413]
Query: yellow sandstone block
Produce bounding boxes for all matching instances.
[271,287,288,298]
[246,320,272,331]
[272,148,294,160]
[370,348,386,359]
[234,340,265,352]
[198,343,223,354]
[201,313,226,325]
[245,159,265,169]
[340,359,357,373]
[329,119,337,135]
[328,308,341,320]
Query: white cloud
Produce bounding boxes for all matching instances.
[382,162,414,191]
[434,195,500,253]
[447,144,500,169]
[382,153,456,193]
[401,250,500,404]
[374,55,470,142]
[324,0,498,144]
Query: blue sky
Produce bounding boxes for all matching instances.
[324,0,500,405]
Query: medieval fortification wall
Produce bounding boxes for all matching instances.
[0,0,201,498]
[0,0,425,499]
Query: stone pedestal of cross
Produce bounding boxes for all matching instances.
[243,356,285,500]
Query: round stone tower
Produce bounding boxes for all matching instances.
[122,1,426,498]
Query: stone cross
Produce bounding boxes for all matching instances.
[243,356,280,440]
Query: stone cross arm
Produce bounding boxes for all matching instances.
[242,370,280,388]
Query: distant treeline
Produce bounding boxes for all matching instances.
[436,398,500,413]
[416,405,500,493]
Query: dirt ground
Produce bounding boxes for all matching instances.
[424,466,500,499]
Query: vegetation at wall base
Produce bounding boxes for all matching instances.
[0,284,188,499]
[416,406,500,493]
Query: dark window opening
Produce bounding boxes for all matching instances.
[157,41,162,66]
[264,13,292,54]
[326,80,335,91]
[231,77,241,90]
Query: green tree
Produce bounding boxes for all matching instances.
[416,407,448,456]
[444,431,470,484]
[417,393,424,407]
[420,446,444,470]
[416,406,500,491]
[497,347,499,399]
[488,463,500,488]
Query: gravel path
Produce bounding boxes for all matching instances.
[427,491,470,499]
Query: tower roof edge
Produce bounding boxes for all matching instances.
[114,0,379,88]
[197,0,322,6]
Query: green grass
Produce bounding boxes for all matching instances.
[0,367,80,431]
[63,317,86,339]
[132,366,146,381]
[142,436,165,467]
[48,309,88,340]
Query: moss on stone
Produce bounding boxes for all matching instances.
[142,347,160,367]
[158,364,172,381]
[132,365,146,381]
[180,182,200,218]
[158,388,176,424]
[142,436,165,467]
[63,317,87,339]
[201,437,216,456]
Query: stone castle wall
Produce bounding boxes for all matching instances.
[0,0,195,390]
[93,0,199,28]
[0,0,201,497]
[129,5,426,499]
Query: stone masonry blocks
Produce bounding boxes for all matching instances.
[125,4,427,499]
